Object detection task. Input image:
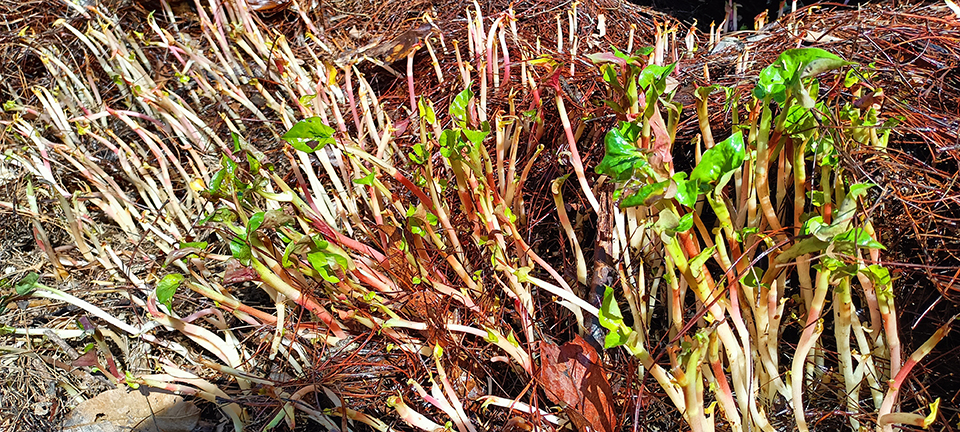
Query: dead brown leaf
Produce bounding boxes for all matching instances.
[539,335,618,432]
[62,388,199,432]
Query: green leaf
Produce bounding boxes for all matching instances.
[754,63,788,103]
[834,227,886,252]
[828,183,874,234]
[299,94,317,105]
[676,212,694,233]
[229,237,251,263]
[695,85,721,102]
[637,63,675,93]
[672,173,700,208]
[449,85,474,126]
[246,212,266,237]
[864,264,891,287]
[599,286,630,349]
[653,209,692,237]
[754,48,852,107]
[603,99,625,114]
[307,251,341,283]
[792,48,852,79]
[801,215,826,236]
[124,370,140,389]
[783,99,824,136]
[206,154,239,197]
[600,64,623,93]
[612,45,653,65]
[513,266,532,283]
[15,273,39,295]
[461,128,488,146]
[734,226,758,243]
[506,331,519,348]
[410,225,424,236]
[843,68,861,88]
[690,132,746,190]
[808,190,826,207]
[231,132,243,152]
[281,117,336,153]
[777,237,829,263]
[817,256,860,277]
[621,179,669,208]
[438,129,460,159]
[596,121,648,181]
[418,97,436,124]
[411,143,427,164]
[353,170,376,185]
[740,268,764,288]
[156,273,183,309]
[246,151,261,174]
[179,241,209,249]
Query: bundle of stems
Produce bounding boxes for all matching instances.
[590,40,949,432]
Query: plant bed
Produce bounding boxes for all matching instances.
[1,0,959,431]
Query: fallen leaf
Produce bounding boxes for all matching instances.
[223,259,257,285]
[71,349,98,368]
[62,388,199,432]
[539,335,617,432]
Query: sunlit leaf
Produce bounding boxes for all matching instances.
[695,85,721,102]
[689,246,716,279]
[653,209,692,237]
[179,241,208,249]
[596,121,648,181]
[281,117,336,153]
[754,48,852,107]
[461,128,488,146]
[676,212,694,233]
[156,273,183,309]
[307,251,341,283]
[599,286,629,349]
[600,65,623,94]
[672,172,700,208]
[587,52,626,68]
[621,179,669,208]
[637,63,675,93]
[246,212,265,237]
[834,227,886,251]
[299,94,316,105]
[438,129,460,159]
[418,97,436,124]
[353,170,376,185]
[754,63,788,103]
[449,85,474,126]
[612,45,653,65]
[690,131,746,190]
